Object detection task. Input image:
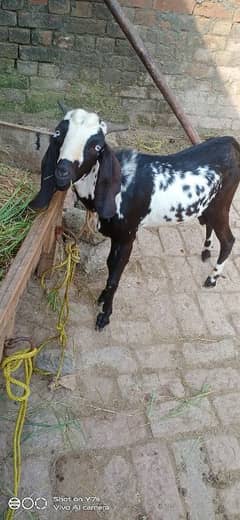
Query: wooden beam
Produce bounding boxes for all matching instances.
[104,0,201,145]
[0,119,53,136]
[0,191,66,361]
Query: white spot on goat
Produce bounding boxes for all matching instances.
[74,162,99,200]
[115,192,123,219]
[115,151,137,219]
[122,151,137,191]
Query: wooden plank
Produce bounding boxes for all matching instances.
[0,191,66,361]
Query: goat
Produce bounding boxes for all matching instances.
[30,108,240,330]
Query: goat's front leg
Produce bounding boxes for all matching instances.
[96,239,134,330]
[97,239,120,305]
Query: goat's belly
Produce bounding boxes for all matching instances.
[141,172,221,227]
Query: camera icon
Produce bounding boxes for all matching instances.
[8,497,21,510]
[8,496,48,511]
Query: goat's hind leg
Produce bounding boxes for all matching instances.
[204,213,235,287]
[201,223,213,262]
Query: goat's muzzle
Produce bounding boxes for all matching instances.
[55,159,73,189]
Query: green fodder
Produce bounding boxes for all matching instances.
[0,163,35,281]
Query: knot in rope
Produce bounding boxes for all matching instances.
[0,347,38,402]
[65,241,80,264]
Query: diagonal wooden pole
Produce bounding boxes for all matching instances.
[104,0,201,145]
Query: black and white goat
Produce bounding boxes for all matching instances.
[30,108,240,330]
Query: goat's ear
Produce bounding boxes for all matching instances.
[94,144,121,219]
[29,138,69,211]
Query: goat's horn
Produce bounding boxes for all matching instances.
[105,121,129,134]
[58,101,70,115]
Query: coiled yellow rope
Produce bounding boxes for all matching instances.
[0,236,80,519]
[0,343,38,520]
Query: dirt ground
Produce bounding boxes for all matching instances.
[1,133,240,519]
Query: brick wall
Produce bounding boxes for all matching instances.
[1,0,240,133]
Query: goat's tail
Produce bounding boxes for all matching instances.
[232,136,240,154]
[229,137,240,186]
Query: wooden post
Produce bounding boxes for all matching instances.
[104,0,201,146]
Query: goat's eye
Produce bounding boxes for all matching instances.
[95,144,101,152]
[53,130,61,138]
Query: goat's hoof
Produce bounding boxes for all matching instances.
[204,276,216,288]
[97,290,106,306]
[95,312,110,331]
[201,249,211,262]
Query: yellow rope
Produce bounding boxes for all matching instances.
[0,346,38,520]
[39,240,80,382]
[78,210,97,239]
[0,236,80,519]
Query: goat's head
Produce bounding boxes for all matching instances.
[29,107,126,217]
[53,109,104,188]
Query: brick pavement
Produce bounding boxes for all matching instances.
[1,191,240,519]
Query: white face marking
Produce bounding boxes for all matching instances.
[58,109,102,165]
[74,162,99,200]
[141,165,220,228]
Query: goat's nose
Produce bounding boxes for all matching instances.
[55,159,72,189]
[56,165,69,177]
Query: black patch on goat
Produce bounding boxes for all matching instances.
[175,203,185,222]
[158,169,177,191]
[205,170,216,186]
[84,132,105,160]
[185,200,202,217]
[94,144,121,219]
[29,119,70,210]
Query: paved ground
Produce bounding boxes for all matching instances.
[1,150,240,518]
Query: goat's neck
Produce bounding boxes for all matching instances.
[73,162,99,200]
